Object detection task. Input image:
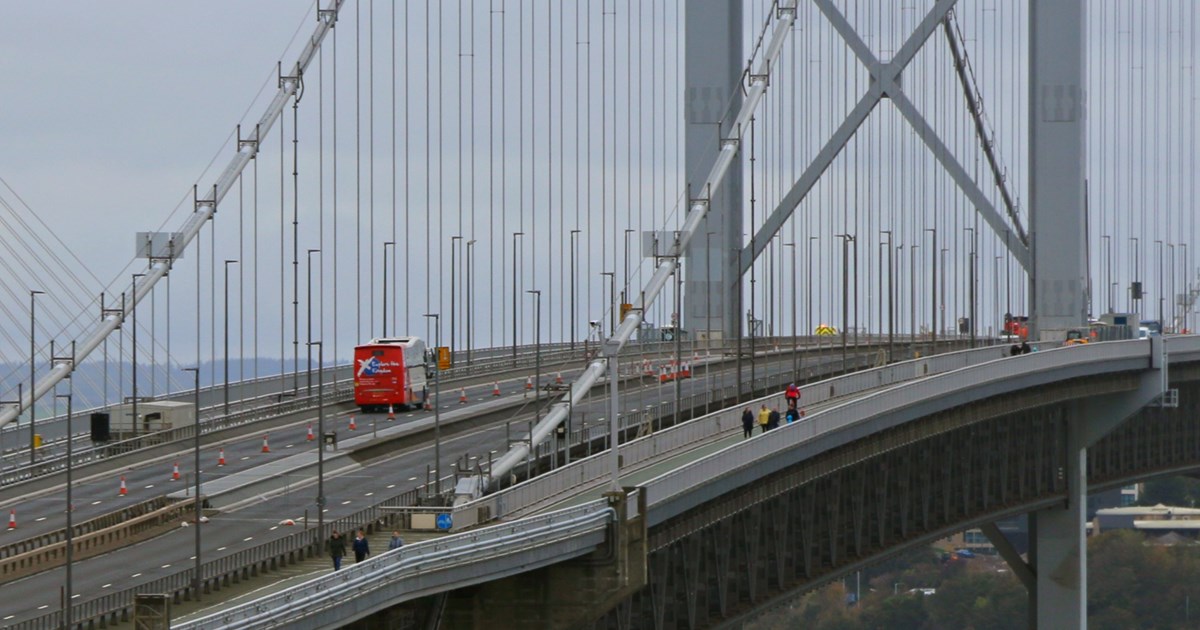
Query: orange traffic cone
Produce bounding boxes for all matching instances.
[261,434,271,453]
[492,381,501,397]
[423,397,432,411]
[307,424,314,441]
[555,372,563,385]
[525,376,533,390]
[388,405,396,421]
[7,509,16,529]
[459,388,468,404]
[171,461,181,481]
[349,415,357,431]
[218,448,226,466]
[119,476,128,496]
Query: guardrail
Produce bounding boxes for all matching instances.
[0,496,178,561]
[174,500,615,630]
[0,498,196,584]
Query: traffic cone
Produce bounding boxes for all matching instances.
[525,376,533,390]
[7,509,16,529]
[459,388,468,404]
[388,405,396,421]
[119,476,128,496]
[555,372,563,385]
[423,397,432,411]
[306,424,314,441]
[218,448,226,466]
[492,381,501,397]
[171,461,181,481]
[349,415,357,431]
[262,434,271,453]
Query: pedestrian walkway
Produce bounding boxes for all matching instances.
[161,529,444,628]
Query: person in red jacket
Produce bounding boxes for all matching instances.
[784,383,800,408]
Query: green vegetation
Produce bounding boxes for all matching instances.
[747,528,1200,629]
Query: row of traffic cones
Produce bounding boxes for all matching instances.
[658,362,694,383]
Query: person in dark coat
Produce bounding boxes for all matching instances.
[352,529,370,563]
[329,530,346,571]
[388,530,405,551]
[767,407,781,430]
[1020,341,1031,354]
[741,407,754,439]
[785,407,800,424]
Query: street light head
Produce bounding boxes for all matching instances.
[513,231,525,237]
[31,289,44,295]
[526,289,541,295]
[226,258,240,264]
[423,313,439,320]
[306,340,322,347]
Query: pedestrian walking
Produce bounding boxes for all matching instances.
[785,407,799,424]
[353,528,370,563]
[757,405,771,434]
[329,530,346,571]
[767,407,781,430]
[388,530,405,551]
[741,407,754,439]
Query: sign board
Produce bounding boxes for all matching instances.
[437,346,452,370]
[436,513,453,530]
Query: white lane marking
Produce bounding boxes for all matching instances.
[286,444,295,449]
[341,500,352,505]
[145,485,154,489]
[91,500,102,506]
[364,492,374,497]
[131,573,142,578]
[3,615,15,620]
[243,537,254,542]
[217,546,227,551]
[71,594,80,599]
[101,584,112,589]
[190,556,196,560]
[386,484,396,489]
[407,477,417,482]
[241,456,250,461]
[161,564,171,569]
[37,605,48,610]
[35,517,46,522]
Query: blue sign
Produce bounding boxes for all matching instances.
[436,513,453,530]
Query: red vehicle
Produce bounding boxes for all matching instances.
[354,337,429,412]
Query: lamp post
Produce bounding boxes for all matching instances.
[705,232,716,350]
[880,231,894,360]
[623,228,635,304]
[1130,236,1141,312]
[836,234,855,370]
[527,290,542,451]
[466,239,476,364]
[924,228,937,346]
[1100,234,1113,313]
[382,242,395,337]
[569,230,581,351]
[28,289,43,466]
[131,273,144,437]
[1156,240,1165,326]
[422,314,443,496]
[1169,243,1177,330]
[57,389,73,627]
[451,235,463,363]
[601,272,616,337]
[224,260,239,413]
[782,242,797,377]
[307,341,326,532]
[910,245,919,343]
[511,232,524,360]
[183,367,201,600]
[808,236,819,338]
[305,251,320,394]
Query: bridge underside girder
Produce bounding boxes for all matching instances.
[585,373,1200,630]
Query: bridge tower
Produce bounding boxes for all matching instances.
[683,1,743,342]
[1029,0,1088,339]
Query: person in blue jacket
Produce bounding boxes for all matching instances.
[353,529,370,563]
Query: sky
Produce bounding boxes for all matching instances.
[0,0,1197,406]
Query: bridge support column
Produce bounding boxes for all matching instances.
[683,0,743,342]
[1029,0,1088,339]
[434,490,647,630]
